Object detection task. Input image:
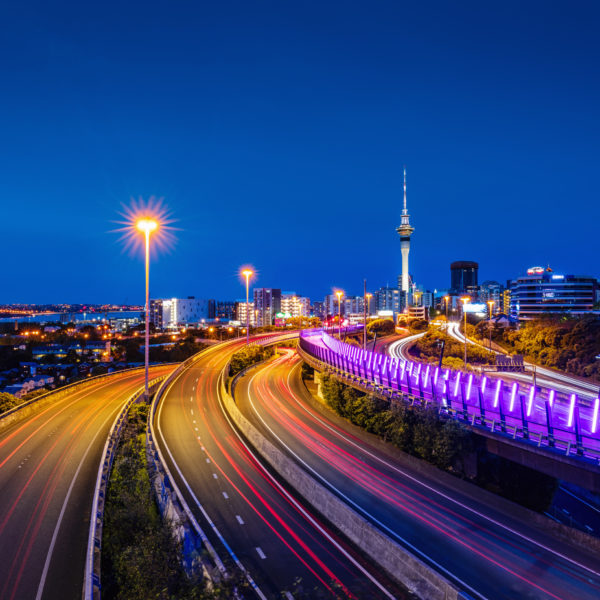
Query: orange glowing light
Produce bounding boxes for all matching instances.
[114,196,177,256]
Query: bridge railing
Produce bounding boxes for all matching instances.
[299,329,600,464]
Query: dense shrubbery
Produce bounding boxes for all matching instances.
[0,392,21,415]
[319,373,473,472]
[410,330,495,368]
[229,345,274,375]
[102,403,233,599]
[316,371,556,511]
[493,316,600,381]
[366,319,395,339]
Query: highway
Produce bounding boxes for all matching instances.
[235,347,600,600]
[0,365,174,600]
[444,322,599,401]
[153,338,401,599]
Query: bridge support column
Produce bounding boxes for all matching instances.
[520,395,529,440]
[545,402,555,447]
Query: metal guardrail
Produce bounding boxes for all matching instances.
[83,374,168,600]
[299,329,600,465]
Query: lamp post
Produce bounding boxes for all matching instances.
[444,295,450,330]
[460,296,470,368]
[363,279,367,351]
[242,269,253,344]
[136,218,158,400]
[487,300,495,351]
[336,290,343,338]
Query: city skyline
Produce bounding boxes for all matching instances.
[1,2,599,303]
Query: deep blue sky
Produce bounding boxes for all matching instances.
[1,1,598,304]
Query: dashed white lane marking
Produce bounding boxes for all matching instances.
[284,592,294,600]
[190,409,194,414]
[197,436,201,440]
[195,427,199,431]
[222,491,229,499]
[193,420,196,424]
[201,446,206,451]
[213,473,218,479]
[255,547,266,560]
[206,458,211,463]
[236,515,245,525]
[190,396,193,402]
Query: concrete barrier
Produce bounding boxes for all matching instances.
[221,364,460,600]
[0,367,148,435]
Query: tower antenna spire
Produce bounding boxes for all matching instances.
[403,165,407,214]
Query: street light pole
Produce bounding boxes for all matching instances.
[136,218,158,400]
[363,279,367,351]
[242,269,253,345]
[460,296,470,368]
[444,295,449,330]
[487,300,495,351]
[336,290,343,338]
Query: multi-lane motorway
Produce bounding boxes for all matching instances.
[444,322,600,401]
[0,366,173,600]
[234,347,600,600]
[153,338,400,599]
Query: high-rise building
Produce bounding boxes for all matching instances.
[235,300,256,326]
[312,301,325,319]
[396,168,414,295]
[343,295,364,316]
[450,261,479,296]
[281,293,310,318]
[215,301,236,322]
[509,267,598,321]
[375,286,401,315]
[324,294,343,318]
[479,281,503,312]
[253,288,281,326]
[149,297,212,329]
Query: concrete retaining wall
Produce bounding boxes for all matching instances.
[221,373,460,600]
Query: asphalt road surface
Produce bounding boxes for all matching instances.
[0,365,174,600]
[154,339,402,599]
[235,348,600,600]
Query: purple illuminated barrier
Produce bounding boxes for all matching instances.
[299,329,600,462]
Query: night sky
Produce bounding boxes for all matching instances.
[1,1,598,304]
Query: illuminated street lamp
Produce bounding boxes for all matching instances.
[136,217,158,399]
[460,296,470,368]
[366,293,373,317]
[443,295,450,329]
[335,290,344,337]
[242,269,253,344]
[487,300,495,351]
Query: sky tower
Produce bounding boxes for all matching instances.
[396,167,414,294]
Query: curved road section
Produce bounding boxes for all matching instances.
[0,366,174,600]
[235,348,600,600]
[153,339,400,599]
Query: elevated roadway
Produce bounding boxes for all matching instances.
[153,338,399,599]
[0,365,174,600]
[235,348,600,600]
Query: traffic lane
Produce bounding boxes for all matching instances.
[446,323,598,401]
[237,352,600,600]
[156,343,398,599]
[0,366,173,600]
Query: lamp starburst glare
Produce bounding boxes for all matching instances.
[114,196,176,256]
